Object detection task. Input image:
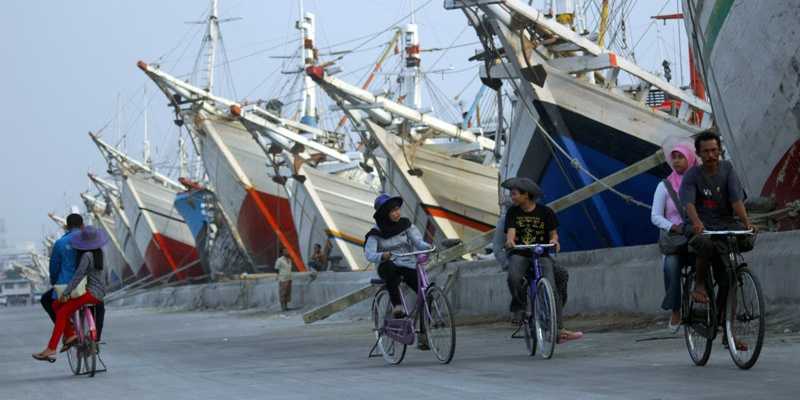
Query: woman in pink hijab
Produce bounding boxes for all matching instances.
[651,142,698,333]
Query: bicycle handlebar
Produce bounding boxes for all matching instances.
[509,243,556,250]
[702,229,754,236]
[390,246,437,258]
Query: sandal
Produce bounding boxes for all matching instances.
[59,336,78,353]
[557,330,584,344]
[691,290,710,304]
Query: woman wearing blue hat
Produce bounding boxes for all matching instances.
[33,226,109,362]
[364,194,432,348]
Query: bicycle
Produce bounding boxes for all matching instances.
[369,247,456,365]
[682,229,764,369]
[508,244,558,359]
[65,304,106,377]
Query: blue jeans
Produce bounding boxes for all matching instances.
[661,254,684,312]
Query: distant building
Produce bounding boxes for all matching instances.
[0,278,33,306]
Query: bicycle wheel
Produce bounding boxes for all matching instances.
[66,341,82,375]
[523,291,536,356]
[86,340,98,377]
[371,289,406,365]
[683,273,716,366]
[533,278,557,359]
[423,286,456,364]
[725,268,765,369]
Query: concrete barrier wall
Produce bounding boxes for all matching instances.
[109,230,800,320]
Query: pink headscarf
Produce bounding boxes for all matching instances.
[664,142,698,223]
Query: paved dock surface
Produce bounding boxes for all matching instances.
[1,306,798,399]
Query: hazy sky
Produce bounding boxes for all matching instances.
[0,0,687,250]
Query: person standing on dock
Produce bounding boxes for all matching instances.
[275,247,293,312]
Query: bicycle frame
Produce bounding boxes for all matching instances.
[380,248,437,346]
[72,305,97,344]
[512,244,555,307]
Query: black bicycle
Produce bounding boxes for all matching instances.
[682,229,764,369]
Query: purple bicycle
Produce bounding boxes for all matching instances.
[509,243,558,359]
[369,247,456,365]
[65,304,105,377]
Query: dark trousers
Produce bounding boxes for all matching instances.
[377,261,419,306]
[507,255,566,329]
[689,235,734,322]
[41,289,106,341]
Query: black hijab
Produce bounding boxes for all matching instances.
[364,198,411,242]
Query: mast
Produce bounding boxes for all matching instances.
[401,3,422,110]
[143,87,152,169]
[297,1,318,132]
[179,134,189,178]
[205,0,220,93]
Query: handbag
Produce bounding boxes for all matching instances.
[53,277,88,299]
[658,179,688,255]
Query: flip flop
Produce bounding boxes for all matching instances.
[558,331,584,344]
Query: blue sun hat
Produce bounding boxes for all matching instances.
[69,225,110,250]
[373,193,403,212]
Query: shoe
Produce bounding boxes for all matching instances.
[417,333,430,351]
[668,320,681,334]
[32,351,56,362]
[392,305,405,318]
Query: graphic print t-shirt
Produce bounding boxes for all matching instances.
[504,204,558,252]
[679,161,744,227]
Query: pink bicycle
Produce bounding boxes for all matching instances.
[65,304,105,377]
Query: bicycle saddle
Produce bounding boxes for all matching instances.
[441,239,462,249]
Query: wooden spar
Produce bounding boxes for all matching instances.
[47,213,66,229]
[334,28,402,131]
[302,150,666,323]
[309,70,496,151]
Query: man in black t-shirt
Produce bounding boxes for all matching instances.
[502,177,583,343]
[679,130,754,306]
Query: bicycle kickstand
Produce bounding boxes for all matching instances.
[368,336,382,358]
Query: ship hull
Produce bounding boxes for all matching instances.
[683,0,800,227]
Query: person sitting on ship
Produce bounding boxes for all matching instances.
[33,226,109,362]
[650,141,698,333]
[502,177,583,343]
[679,129,755,350]
[364,193,432,350]
[308,242,331,272]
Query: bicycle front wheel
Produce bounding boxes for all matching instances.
[524,290,536,356]
[725,268,765,369]
[534,278,557,359]
[423,286,456,364]
[683,271,716,366]
[371,289,406,365]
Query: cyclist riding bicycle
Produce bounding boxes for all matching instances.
[364,193,433,350]
[502,177,583,343]
[679,130,755,349]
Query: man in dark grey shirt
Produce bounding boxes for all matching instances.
[679,130,754,305]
